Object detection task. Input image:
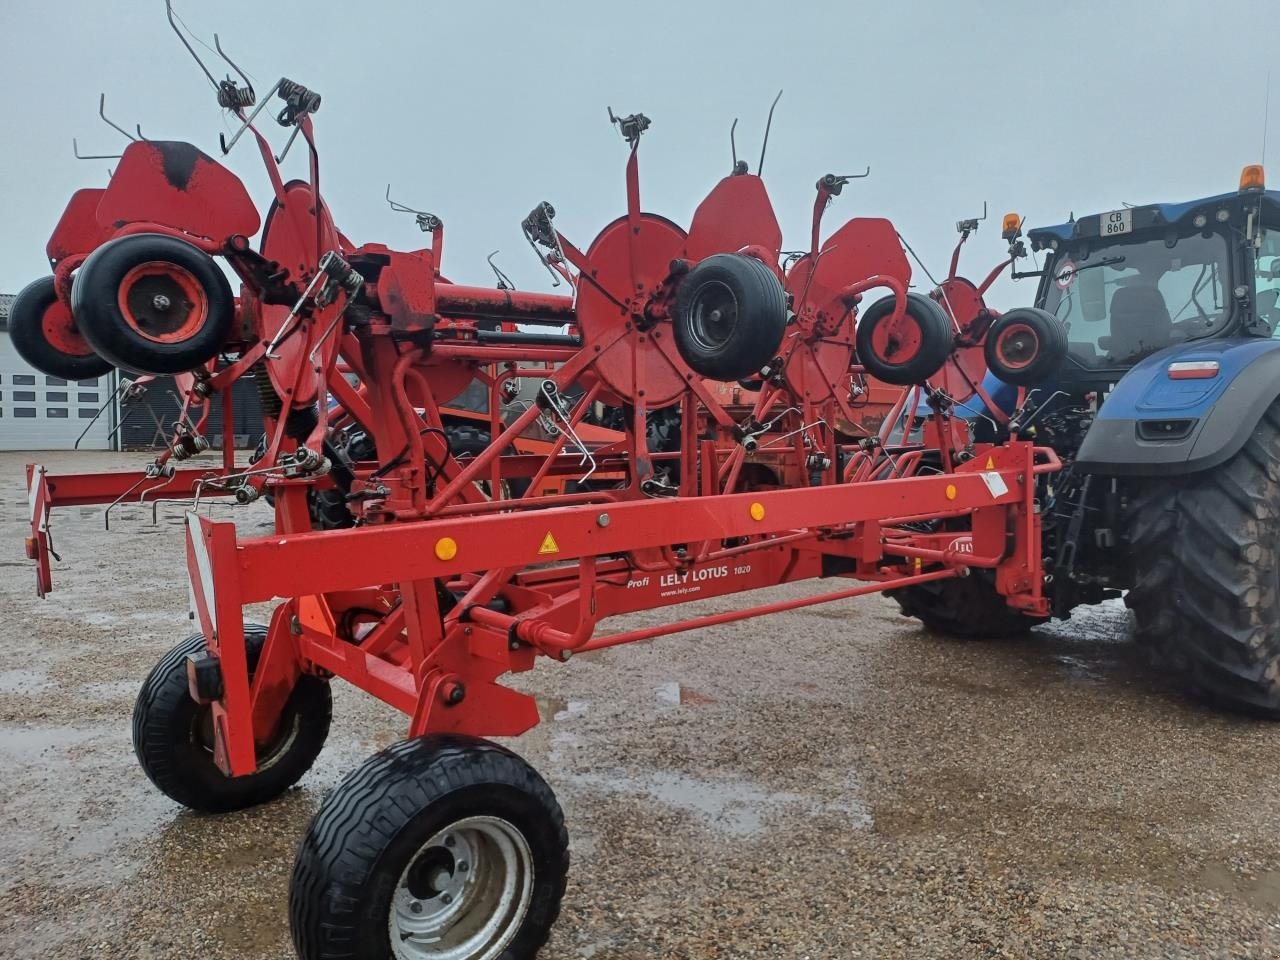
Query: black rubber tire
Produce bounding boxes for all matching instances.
[983,307,1068,386]
[290,734,569,960]
[673,253,787,381]
[447,423,531,499]
[856,292,954,386]
[890,571,1044,639]
[71,233,235,375]
[309,489,354,530]
[9,276,113,380]
[1126,401,1280,717]
[132,625,332,812]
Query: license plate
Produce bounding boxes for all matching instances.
[1100,208,1132,237]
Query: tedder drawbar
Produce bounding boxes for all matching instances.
[16,8,1066,958]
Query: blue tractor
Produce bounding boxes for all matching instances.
[895,165,1280,717]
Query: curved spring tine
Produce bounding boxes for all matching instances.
[274,124,302,163]
[165,0,218,90]
[486,251,514,290]
[98,94,137,143]
[75,379,129,448]
[72,137,122,161]
[219,77,281,155]
[757,89,783,176]
[213,33,256,104]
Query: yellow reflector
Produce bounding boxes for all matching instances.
[1241,164,1266,191]
[945,483,957,501]
[434,537,458,561]
[749,502,766,521]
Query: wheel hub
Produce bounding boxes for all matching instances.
[117,261,207,343]
[688,280,739,350]
[998,326,1037,367]
[390,815,533,960]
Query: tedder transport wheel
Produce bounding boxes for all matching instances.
[855,291,954,386]
[291,734,569,960]
[673,252,787,381]
[9,276,113,380]
[890,570,1044,639]
[983,307,1068,386]
[132,626,331,812]
[71,233,235,375]
[1126,401,1280,717]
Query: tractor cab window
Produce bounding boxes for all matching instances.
[1254,228,1280,337]
[1042,230,1231,371]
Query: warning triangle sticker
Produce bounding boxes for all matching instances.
[538,532,560,555]
[985,456,995,469]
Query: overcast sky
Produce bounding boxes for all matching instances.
[1,0,1273,308]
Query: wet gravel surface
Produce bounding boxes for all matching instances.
[2,451,1280,959]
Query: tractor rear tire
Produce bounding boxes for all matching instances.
[1126,402,1280,717]
[890,571,1043,639]
[133,626,331,812]
[290,734,568,960]
[447,423,531,499]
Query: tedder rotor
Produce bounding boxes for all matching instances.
[17,9,1068,957]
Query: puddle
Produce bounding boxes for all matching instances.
[0,669,54,694]
[537,696,590,722]
[655,682,717,706]
[0,724,85,758]
[570,769,871,837]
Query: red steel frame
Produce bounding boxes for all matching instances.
[25,83,1058,782]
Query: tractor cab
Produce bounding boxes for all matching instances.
[1028,166,1280,390]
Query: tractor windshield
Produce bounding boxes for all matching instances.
[1041,229,1232,371]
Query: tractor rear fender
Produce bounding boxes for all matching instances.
[1076,337,1280,476]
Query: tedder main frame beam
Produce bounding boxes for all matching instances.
[187,440,1054,778]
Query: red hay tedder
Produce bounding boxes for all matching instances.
[15,7,1067,957]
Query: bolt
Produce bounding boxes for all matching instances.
[444,835,455,848]
[443,681,466,705]
[409,901,422,914]
[152,293,172,311]
[508,639,521,651]
[596,512,610,527]
[289,615,302,636]
[457,861,469,873]
[440,893,453,905]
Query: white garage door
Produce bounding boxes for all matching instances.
[0,332,115,451]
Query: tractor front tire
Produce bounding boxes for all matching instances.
[1127,402,1280,717]
[133,626,332,812]
[890,571,1043,639]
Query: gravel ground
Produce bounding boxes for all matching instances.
[2,450,1279,959]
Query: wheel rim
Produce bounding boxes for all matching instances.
[116,261,208,344]
[870,311,923,365]
[39,296,95,357]
[389,815,534,960]
[686,280,739,351]
[995,323,1038,370]
[193,702,301,773]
